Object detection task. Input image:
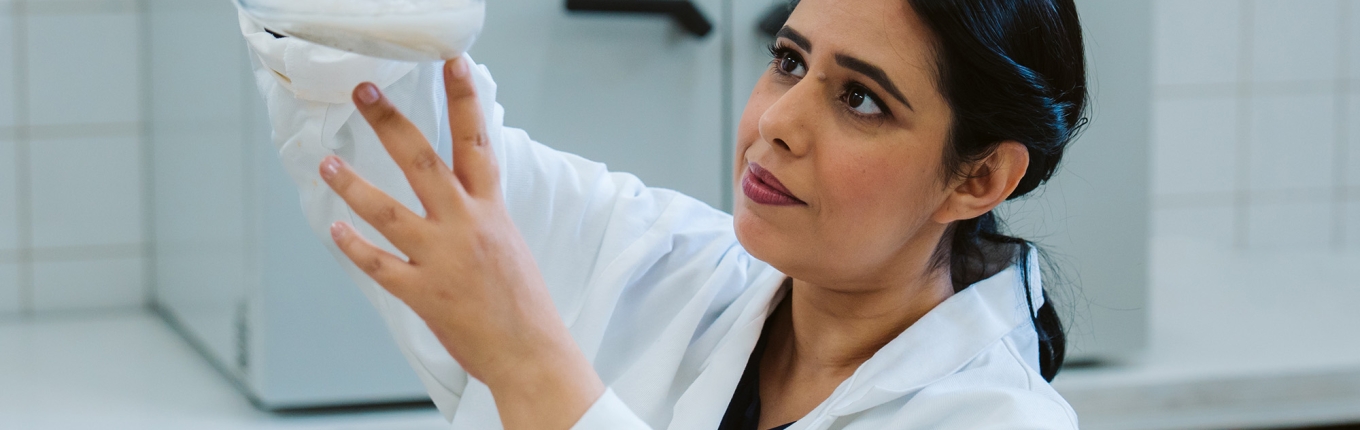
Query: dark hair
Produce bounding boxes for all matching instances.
[910,0,1089,382]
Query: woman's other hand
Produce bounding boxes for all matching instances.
[319,58,604,430]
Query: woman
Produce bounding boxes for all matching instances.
[240,0,1085,428]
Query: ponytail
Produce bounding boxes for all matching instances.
[945,211,1065,381]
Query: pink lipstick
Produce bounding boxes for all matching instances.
[742,163,805,206]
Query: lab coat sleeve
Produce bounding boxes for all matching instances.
[571,389,653,430]
[238,12,733,427]
[238,12,472,420]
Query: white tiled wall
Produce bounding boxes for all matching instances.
[0,0,147,318]
[0,140,17,254]
[1,8,17,130]
[30,135,143,249]
[32,257,143,312]
[1152,0,1360,250]
[25,8,142,127]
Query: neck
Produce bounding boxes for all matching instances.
[764,264,955,377]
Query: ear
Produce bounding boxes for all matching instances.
[931,141,1029,224]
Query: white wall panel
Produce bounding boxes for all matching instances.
[1248,93,1335,192]
[1349,93,1360,188]
[1251,0,1340,83]
[29,135,142,249]
[1151,97,1238,196]
[25,10,141,127]
[145,0,243,126]
[1348,0,1360,81]
[0,11,17,130]
[1248,200,1333,248]
[32,257,142,312]
[1153,205,1236,249]
[0,263,17,316]
[1349,201,1360,248]
[1153,0,1240,86]
[0,140,17,252]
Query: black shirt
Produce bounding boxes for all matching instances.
[716,319,795,430]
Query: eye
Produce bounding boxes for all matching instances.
[768,44,808,79]
[844,86,884,115]
[778,55,807,78]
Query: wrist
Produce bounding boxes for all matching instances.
[483,333,605,430]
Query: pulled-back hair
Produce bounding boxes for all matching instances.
[911,0,1088,381]
[777,0,1088,381]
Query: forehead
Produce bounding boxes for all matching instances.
[786,0,939,86]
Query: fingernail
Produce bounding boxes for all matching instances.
[356,83,380,105]
[320,156,340,179]
[330,222,347,241]
[449,58,470,79]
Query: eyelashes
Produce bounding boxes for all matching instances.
[765,41,893,120]
[767,42,807,78]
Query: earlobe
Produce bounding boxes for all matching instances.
[930,141,1030,224]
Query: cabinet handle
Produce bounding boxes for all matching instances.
[565,0,713,37]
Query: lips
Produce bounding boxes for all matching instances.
[742,163,805,206]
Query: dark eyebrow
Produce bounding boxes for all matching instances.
[835,54,914,112]
[775,26,812,53]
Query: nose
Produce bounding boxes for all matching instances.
[757,79,817,158]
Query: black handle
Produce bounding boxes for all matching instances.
[566,0,713,37]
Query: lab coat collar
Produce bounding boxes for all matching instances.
[672,249,1045,430]
[821,248,1045,419]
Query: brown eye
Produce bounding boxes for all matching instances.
[847,89,866,108]
[777,54,807,78]
[845,87,883,115]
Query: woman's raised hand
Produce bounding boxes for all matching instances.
[318,58,604,430]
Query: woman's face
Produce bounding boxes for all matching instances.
[733,0,956,289]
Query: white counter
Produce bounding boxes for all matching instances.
[1053,237,1360,429]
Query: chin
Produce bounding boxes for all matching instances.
[733,200,791,271]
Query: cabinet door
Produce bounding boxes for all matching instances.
[469,0,729,208]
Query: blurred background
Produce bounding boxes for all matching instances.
[0,0,1357,429]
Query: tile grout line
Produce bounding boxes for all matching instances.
[1335,0,1351,251]
[14,0,33,317]
[240,32,258,350]
[718,0,734,212]
[1232,0,1254,250]
[137,0,155,308]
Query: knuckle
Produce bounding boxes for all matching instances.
[456,131,490,148]
[411,150,440,171]
[373,105,402,126]
[372,204,400,227]
[361,256,385,274]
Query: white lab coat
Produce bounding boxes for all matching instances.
[239,14,1079,430]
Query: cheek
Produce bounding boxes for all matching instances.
[735,78,779,163]
[817,148,943,242]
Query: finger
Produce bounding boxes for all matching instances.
[443,58,501,199]
[353,82,465,217]
[330,222,417,295]
[320,156,430,252]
